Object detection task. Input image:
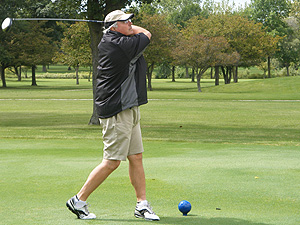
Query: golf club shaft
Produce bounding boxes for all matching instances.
[13,18,104,23]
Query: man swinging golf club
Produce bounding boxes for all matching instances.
[66,10,160,221]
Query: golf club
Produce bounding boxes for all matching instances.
[1,17,106,32]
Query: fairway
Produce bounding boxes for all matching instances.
[0,77,299,225]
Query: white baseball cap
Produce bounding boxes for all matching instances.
[104,10,134,28]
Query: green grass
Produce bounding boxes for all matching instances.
[35,65,91,74]
[0,77,299,224]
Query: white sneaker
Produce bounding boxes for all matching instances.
[135,200,160,221]
[66,195,96,220]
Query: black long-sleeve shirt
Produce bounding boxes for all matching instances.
[95,30,150,119]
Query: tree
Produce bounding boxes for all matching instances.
[0,0,25,87]
[0,20,54,87]
[160,0,204,27]
[184,14,279,83]
[0,31,14,87]
[173,31,240,92]
[53,22,92,84]
[17,21,55,86]
[275,17,300,76]
[291,0,300,22]
[152,0,210,81]
[137,12,178,90]
[249,0,291,35]
[0,0,68,86]
[248,0,291,78]
[0,44,12,87]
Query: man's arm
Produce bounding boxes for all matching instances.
[131,25,151,40]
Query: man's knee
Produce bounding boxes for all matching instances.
[128,153,143,162]
[102,159,121,171]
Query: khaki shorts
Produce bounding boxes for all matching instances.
[99,106,144,161]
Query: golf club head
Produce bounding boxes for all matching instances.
[2,18,13,32]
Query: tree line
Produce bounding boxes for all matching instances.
[1,0,299,122]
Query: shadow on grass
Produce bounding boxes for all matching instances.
[91,216,269,225]
[1,85,91,91]
[1,79,92,90]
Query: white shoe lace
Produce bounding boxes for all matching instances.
[145,203,155,214]
[137,201,155,214]
[75,201,91,215]
[83,204,90,214]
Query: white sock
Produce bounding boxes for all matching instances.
[74,195,86,208]
[138,200,148,206]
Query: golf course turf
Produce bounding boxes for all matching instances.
[0,77,299,224]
